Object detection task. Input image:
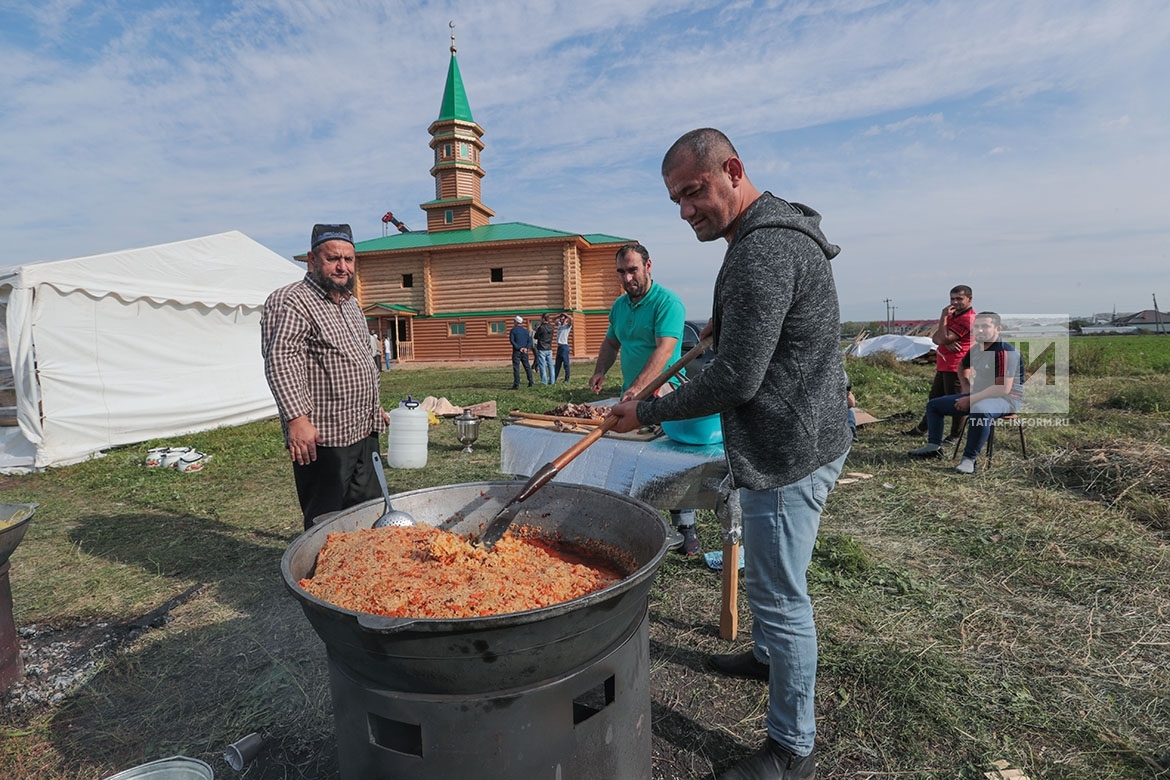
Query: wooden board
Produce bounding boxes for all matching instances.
[506,417,661,442]
[508,410,604,426]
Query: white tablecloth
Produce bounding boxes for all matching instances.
[500,423,728,510]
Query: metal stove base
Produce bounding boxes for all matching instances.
[329,611,651,780]
[0,562,23,691]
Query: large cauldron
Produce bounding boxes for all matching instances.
[282,481,668,694]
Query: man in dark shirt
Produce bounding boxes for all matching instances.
[509,315,534,389]
[909,311,1024,473]
[608,128,849,780]
[534,313,556,384]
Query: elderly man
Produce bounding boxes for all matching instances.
[608,129,850,780]
[261,224,389,530]
[509,315,534,389]
[589,242,699,554]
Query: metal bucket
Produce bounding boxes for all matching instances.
[102,756,213,780]
[282,481,669,694]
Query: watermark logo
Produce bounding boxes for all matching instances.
[999,314,1069,415]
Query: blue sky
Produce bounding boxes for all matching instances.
[2,0,1166,321]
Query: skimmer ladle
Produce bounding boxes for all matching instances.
[371,451,416,528]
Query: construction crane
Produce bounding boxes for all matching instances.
[381,211,411,236]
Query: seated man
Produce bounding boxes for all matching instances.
[908,311,1023,474]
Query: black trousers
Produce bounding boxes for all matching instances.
[292,432,381,530]
[512,349,534,387]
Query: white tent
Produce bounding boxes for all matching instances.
[0,231,304,473]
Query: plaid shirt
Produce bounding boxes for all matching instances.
[261,274,386,447]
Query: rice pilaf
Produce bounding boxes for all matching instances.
[299,525,624,618]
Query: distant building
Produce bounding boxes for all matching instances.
[1112,309,1169,332]
[348,38,628,363]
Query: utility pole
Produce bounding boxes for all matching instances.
[1155,293,1166,335]
[884,298,892,334]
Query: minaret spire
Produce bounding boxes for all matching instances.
[422,27,494,232]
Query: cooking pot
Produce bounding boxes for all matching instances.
[0,504,37,568]
[282,481,668,694]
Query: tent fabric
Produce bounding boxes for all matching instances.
[0,231,304,473]
[0,232,298,309]
[846,334,937,362]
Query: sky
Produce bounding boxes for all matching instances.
[2,0,1167,322]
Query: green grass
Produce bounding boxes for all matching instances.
[1070,334,1170,376]
[2,346,1169,779]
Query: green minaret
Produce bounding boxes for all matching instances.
[422,23,494,232]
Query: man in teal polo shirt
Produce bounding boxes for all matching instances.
[589,242,699,554]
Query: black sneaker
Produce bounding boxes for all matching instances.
[665,527,684,551]
[679,525,701,556]
[901,426,925,436]
[907,444,944,458]
[708,649,769,681]
[719,739,815,780]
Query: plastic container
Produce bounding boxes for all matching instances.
[102,756,213,780]
[661,414,723,446]
[387,395,429,468]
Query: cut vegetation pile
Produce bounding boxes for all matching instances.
[1031,439,1170,531]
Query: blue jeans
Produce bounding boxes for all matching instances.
[536,349,555,384]
[741,450,847,756]
[555,344,571,382]
[926,394,1019,459]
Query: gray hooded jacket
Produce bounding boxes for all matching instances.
[637,192,851,489]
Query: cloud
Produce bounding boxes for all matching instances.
[1102,115,1131,131]
[0,0,1167,322]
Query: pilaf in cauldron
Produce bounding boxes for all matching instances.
[298,525,625,619]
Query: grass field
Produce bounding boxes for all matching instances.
[1,337,1168,779]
